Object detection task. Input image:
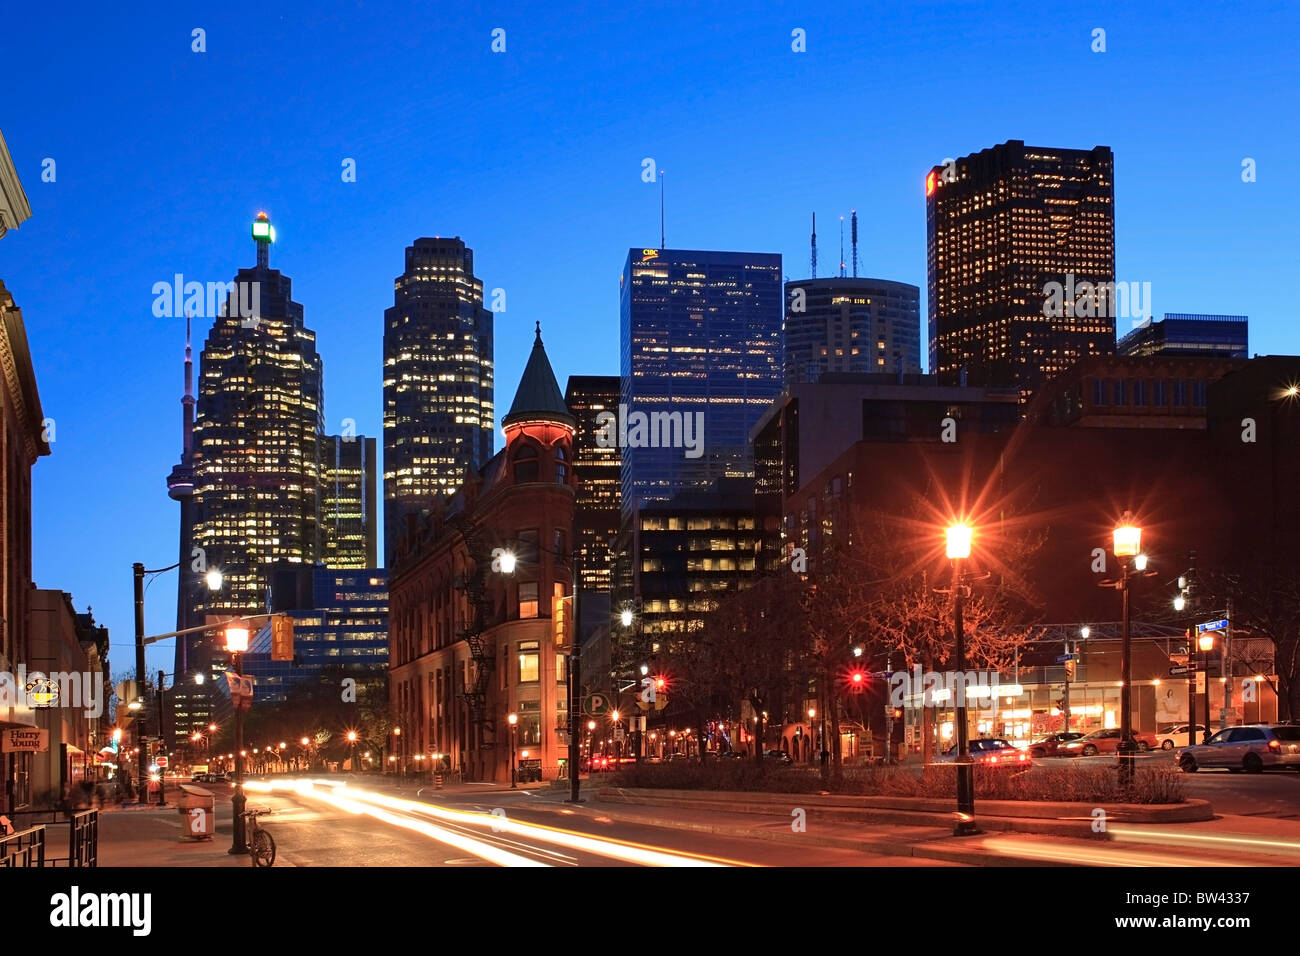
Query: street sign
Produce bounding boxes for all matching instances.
[613,727,625,742]
[1197,619,1229,633]
[582,693,612,717]
[1169,665,1193,677]
[156,756,168,768]
[1056,654,1077,663]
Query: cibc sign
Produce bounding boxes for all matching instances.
[1,727,49,753]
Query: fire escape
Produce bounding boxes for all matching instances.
[451,514,496,750]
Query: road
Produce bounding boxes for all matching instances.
[1032,754,1300,816]
[237,777,949,867]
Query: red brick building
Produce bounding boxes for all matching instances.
[388,326,577,783]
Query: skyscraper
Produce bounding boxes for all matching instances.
[192,213,325,619]
[383,237,494,564]
[619,247,783,514]
[784,278,921,385]
[927,140,1116,396]
[321,434,378,568]
[564,375,621,591]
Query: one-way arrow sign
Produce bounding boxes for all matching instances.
[1169,665,1193,677]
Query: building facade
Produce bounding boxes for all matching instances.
[389,326,575,784]
[321,434,378,569]
[1117,313,1249,359]
[192,214,325,623]
[927,140,1116,396]
[564,375,621,592]
[383,237,494,564]
[0,281,50,815]
[619,247,783,514]
[783,277,921,385]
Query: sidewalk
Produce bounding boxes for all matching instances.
[97,793,258,867]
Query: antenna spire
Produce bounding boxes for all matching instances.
[810,213,817,279]
[659,170,666,249]
[851,209,859,278]
[839,216,845,278]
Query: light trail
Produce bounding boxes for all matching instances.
[246,777,747,867]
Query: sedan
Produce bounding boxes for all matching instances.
[1177,725,1300,773]
[1027,732,1085,757]
[1156,724,1209,750]
[1059,728,1158,756]
[763,750,793,765]
[935,738,1032,770]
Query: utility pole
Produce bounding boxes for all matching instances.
[157,670,167,807]
[1223,597,1234,728]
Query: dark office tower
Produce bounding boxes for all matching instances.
[927,140,1116,396]
[192,213,325,620]
[784,278,922,385]
[564,375,621,591]
[620,248,783,514]
[322,434,378,569]
[1117,313,1249,359]
[383,237,494,563]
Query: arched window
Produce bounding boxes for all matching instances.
[555,443,569,483]
[513,444,539,482]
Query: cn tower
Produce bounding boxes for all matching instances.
[166,312,198,674]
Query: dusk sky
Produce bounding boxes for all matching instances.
[1,0,1296,674]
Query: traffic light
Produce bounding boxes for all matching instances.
[891,708,903,721]
[271,614,294,662]
[848,669,866,692]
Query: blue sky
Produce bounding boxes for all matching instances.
[1,0,1296,674]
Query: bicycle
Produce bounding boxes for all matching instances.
[241,808,276,867]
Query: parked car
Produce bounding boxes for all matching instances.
[1027,732,1085,757]
[763,750,793,765]
[934,738,1032,770]
[719,750,746,760]
[1156,724,1209,750]
[1059,728,1158,756]
[1177,724,1300,773]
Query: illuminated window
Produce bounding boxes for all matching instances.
[518,641,540,683]
[519,581,539,619]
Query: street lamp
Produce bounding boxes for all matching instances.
[1111,514,1144,785]
[507,713,518,788]
[1198,634,1215,735]
[224,623,250,854]
[621,607,634,628]
[347,731,358,774]
[945,522,977,837]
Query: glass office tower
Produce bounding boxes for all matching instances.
[619,248,782,515]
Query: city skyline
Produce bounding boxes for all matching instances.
[0,2,1294,676]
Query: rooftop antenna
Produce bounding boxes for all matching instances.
[851,209,859,278]
[839,216,845,278]
[810,213,817,279]
[659,169,665,249]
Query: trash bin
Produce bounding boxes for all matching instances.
[177,784,215,841]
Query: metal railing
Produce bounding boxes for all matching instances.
[0,825,46,867]
[3,809,97,867]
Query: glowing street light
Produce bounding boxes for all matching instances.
[621,608,634,628]
[508,713,519,789]
[946,520,976,836]
[205,569,224,591]
[499,550,517,574]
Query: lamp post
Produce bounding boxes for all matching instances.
[1112,516,1144,786]
[224,624,249,854]
[507,713,518,788]
[132,562,222,805]
[1199,634,1215,735]
[945,522,977,837]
